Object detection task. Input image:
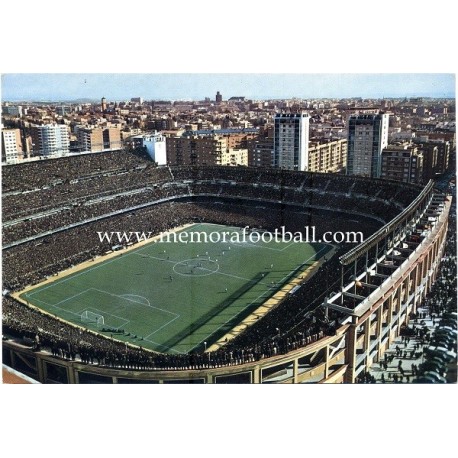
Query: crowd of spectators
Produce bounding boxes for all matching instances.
[3,187,191,244]
[2,163,172,221]
[415,185,457,382]
[3,292,342,370]
[2,150,147,193]
[3,156,421,224]
[2,150,437,372]
[3,154,418,246]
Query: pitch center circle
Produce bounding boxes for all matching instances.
[172,258,220,277]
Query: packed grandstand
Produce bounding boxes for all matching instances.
[2,150,456,382]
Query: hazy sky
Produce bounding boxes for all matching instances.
[1,73,455,102]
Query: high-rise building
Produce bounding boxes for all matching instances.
[273,113,310,171]
[1,129,23,163]
[31,124,70,157]
[346,113,389,178]
[380,144,423,184]
[101,97,107,113]
[215,91,223,104]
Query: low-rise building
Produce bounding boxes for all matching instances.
[1,128,24,163]
[308,139,347,173]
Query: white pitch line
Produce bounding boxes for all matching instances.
[93,288,179,317]
[27,296,86,318]
[133,252,272,286]
[187,246,329,352]
[231,237,299,252]
[24,225,217,297]
[144,314,181,339]
[132,253,174,263]
[279,241,296,252]
[24,247,142,296]
[230,241,287,252]
[120,294,151,307]
[84,306,131,329]
[23,290,130,329]
[26,288,92,307]
[211,269,269,285]
[143,337,186,355]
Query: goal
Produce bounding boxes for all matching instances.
[81,310,105,328]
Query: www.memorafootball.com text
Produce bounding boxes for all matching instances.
[96,226,364,245]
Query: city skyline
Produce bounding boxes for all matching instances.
[1,73,455,102]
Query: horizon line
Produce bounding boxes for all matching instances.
[3,94,456,103]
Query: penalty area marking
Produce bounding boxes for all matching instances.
[93,288,178,317]
[144,314,181,339]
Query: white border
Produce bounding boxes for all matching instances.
[1,1,456,456]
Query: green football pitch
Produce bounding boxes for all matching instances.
[20,223,331,354]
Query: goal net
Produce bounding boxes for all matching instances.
[81,310,105,328]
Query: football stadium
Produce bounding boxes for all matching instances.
[2,152,456,383]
